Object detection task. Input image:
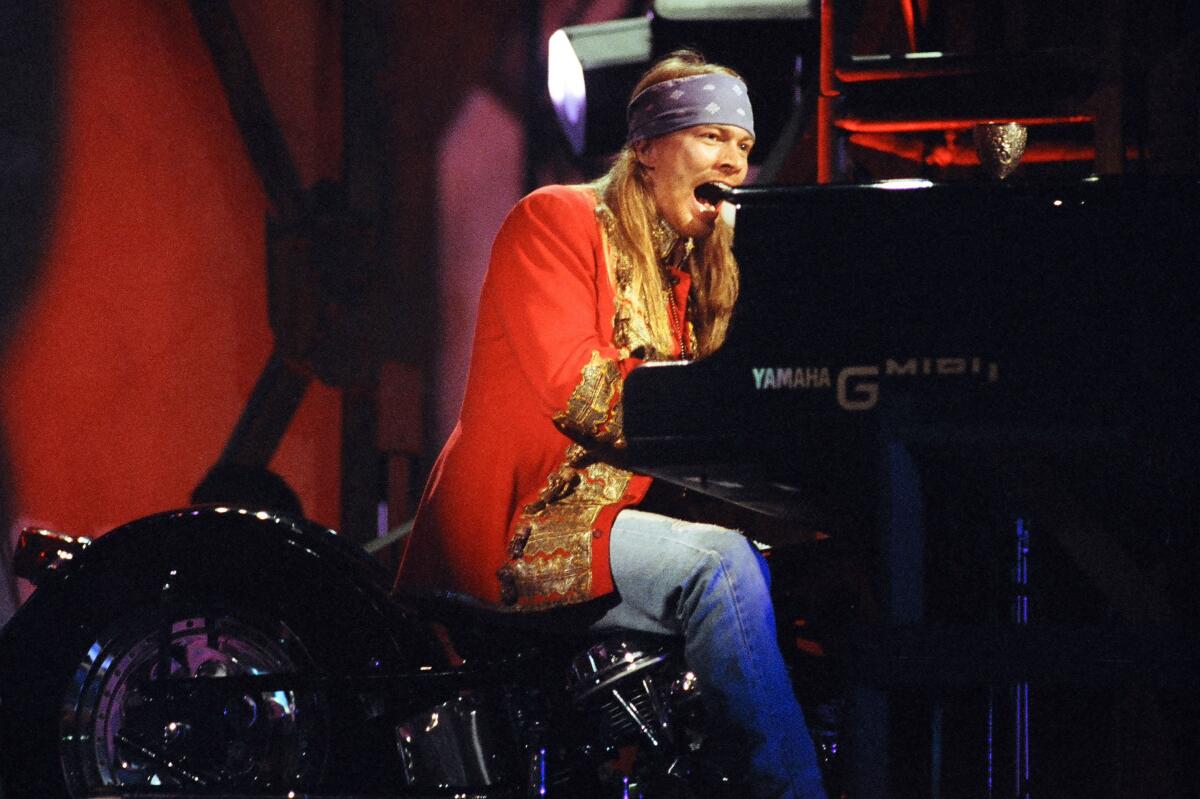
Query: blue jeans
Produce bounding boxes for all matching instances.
[592,509,827,799]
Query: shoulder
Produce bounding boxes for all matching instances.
[495,185,602,254]
[511,184,598,226]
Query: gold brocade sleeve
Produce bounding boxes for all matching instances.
[499,443,634,607]
[552,350,626,449]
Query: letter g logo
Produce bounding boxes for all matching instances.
[836,366,880,411]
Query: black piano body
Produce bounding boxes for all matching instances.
[625,177,1200,528]
[623,177,1200,796]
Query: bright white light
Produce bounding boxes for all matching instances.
[548,29,586,153]
[873,178,934,190]
[720,200,737,228]
[547,30,584,116]
[655,0,813,19]
[272,691,292,712]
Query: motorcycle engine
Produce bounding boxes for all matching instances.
[395,693,510,787]
[566,636,699,755]
[392,635,701,793]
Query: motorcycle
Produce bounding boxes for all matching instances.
[0,504,846,797]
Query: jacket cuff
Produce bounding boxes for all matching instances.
[553,350,627,448]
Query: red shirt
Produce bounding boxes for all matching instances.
[397,185,689,609]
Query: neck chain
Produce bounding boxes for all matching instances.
[653,217,693,359]
[664,275,691,359]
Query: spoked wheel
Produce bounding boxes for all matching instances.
[59,607,329,794]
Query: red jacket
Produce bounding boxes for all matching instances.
[397,185,689,609]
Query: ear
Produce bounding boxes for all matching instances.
[633,138,657,169]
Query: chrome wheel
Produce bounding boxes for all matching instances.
[60,610,328,794]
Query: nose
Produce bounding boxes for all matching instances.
[717,141,748,179]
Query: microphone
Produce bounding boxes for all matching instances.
[695,182,739,228]
[694,181,734,205]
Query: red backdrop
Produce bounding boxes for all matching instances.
[0,1,342,556]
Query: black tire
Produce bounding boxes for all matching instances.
[0,507,439,798]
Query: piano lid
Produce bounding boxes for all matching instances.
[623,177,1200,513]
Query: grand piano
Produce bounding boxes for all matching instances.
[623,176,1200,797]
[625,176,1200,526]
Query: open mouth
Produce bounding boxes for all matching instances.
[693,181,733,211]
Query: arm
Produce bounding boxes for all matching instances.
[482,187,639,449]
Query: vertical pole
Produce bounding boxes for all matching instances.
[817,0,839,183]
[854,438,925,798]
[340,0,384,544]
[1013,518,1032,798]
[341,389,380,545]
[1093,0,1125,175]
[931,701,944,799]
[899,0,919,51]
[522,0,544,194]
[987,689,995,798]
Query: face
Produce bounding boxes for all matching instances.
[634,123,754,239]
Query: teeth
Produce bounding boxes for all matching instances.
[694,181,731,207]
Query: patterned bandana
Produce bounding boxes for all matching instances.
[626,72,755,144]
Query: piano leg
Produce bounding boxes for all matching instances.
[850,439,926,799]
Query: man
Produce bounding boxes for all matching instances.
[398,50,826,798]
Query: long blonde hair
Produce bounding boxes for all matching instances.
[590,50,740,359]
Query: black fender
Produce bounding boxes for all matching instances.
[0,505,444,796]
